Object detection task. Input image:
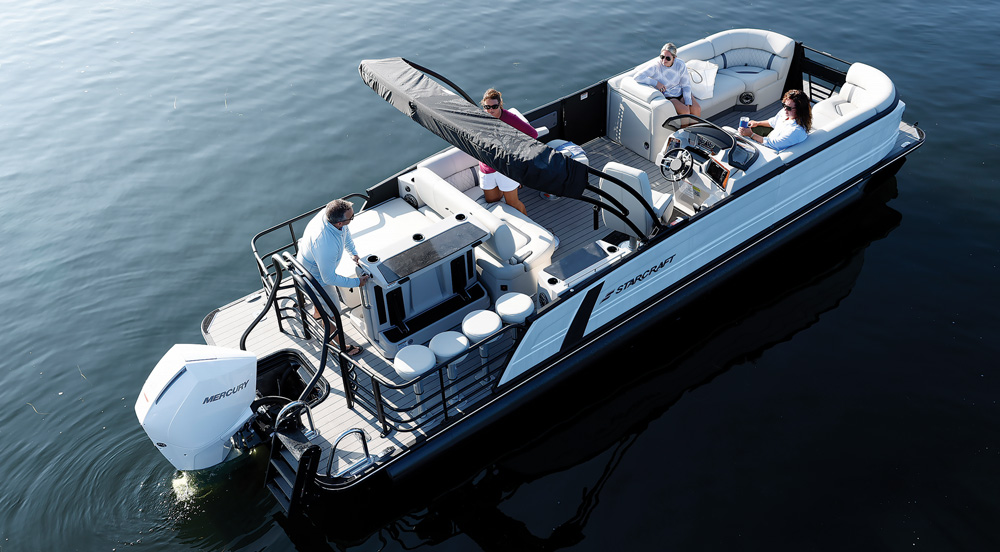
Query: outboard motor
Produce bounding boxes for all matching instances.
[135,344,257,471]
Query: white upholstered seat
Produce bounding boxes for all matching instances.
[598,162,673,242]
[607,29,795,161]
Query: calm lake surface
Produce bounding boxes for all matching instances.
[2,0,998,550]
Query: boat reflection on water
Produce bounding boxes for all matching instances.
[265,170,901,549]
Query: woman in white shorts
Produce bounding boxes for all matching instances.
[478,88,538,215]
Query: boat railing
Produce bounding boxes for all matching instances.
[326,428,375,477]
[790,42,852,103]
[340,323,519,436]
[275,253,357,408]
[250,205,322,336]
[268,250,519,436]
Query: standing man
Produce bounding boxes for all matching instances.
[296,199,369,355]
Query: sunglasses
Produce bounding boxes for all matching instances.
[783,103,796,110]
[483,103,501,110]
[338,215,354,224]
[659,55,673,61]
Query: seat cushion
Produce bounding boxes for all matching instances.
[812,97,859,130]
[718,66,780,94]
[711,73,747,105]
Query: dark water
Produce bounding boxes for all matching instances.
[1,1,997,550]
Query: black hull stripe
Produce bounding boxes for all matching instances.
[560,283,604,353]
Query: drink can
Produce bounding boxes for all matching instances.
[739,116,749,129]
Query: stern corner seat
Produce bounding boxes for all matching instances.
[779,62,898,163]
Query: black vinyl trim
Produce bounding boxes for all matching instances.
[374,286,387,325]
[449,256,467,294]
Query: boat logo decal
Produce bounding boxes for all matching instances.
[203,379,250,404]
[601,254,676,304]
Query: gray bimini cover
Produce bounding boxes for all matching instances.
[359,58,588,199]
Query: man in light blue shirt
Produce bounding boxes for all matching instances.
[296,199,369,319]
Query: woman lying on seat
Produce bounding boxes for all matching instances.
[739,89,812,149]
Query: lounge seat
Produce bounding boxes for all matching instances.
[608,29,795,161]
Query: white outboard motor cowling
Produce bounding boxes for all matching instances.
[135,344,257,471]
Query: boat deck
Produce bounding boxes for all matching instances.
[202,98,920,475]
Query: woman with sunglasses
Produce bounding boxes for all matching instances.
[739,89,812,149]
[632,43,702,118]
[478,88,537,215]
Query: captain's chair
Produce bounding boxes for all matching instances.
[599,162,674,246]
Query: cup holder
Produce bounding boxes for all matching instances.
[412,233,424,242]
[367,255,379,263]
[547,277,559,285]
[606,245,618,253]
[455,213,466,221]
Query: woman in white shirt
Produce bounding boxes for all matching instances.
[740,89,812,149]
[632,42,702,118]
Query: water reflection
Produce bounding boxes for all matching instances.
[165,448,280,550]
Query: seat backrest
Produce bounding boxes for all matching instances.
[705,28,795,68]
[840,62,896,113]
[599,162,656,239]
[419,148,479,184]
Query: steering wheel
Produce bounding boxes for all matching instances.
[660,148,693,182]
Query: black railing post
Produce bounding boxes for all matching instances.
[371,379,390,436]
[336,350,355,410]
[239,256,286,351]
[438,367,450,422]
[294,285,311,341]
